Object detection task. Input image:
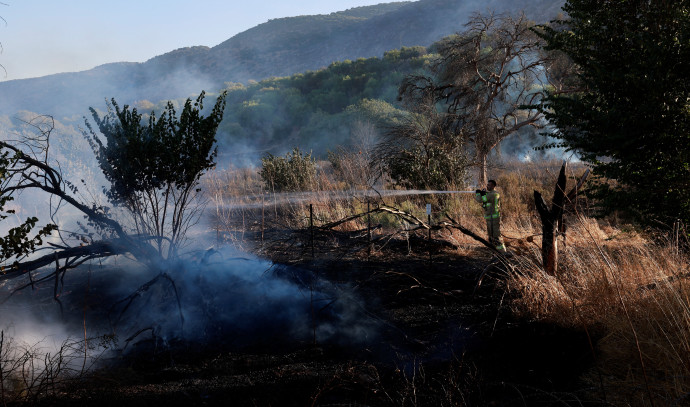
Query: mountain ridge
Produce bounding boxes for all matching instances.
[0,0,564,118]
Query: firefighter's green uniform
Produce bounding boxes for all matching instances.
[475,189,506,252]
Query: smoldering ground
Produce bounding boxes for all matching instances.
[0,246,381,364]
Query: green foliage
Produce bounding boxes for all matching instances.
[85,91,227,206]
[383,46,428,63]
[84,91,227,255]
[216,50,432,155]
[386,144,470,190]
[260,148,316,192]
[345,98,405,127]
[534,0,690,226]
[0,150,57,266]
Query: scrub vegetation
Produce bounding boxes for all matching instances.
[0,0,687,405]
[205,156,689,406]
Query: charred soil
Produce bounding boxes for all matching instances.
[35,226,598,406]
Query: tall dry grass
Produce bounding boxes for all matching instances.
[203,164,371,250]
[506,217,690,406]
[204,158,689,405]
[202,159,566,235]
[493,160,690,405]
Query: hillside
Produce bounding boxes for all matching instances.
[0,0,564,119]
[208,0,564,82]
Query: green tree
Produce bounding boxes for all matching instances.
[0,90,227,285]
[84,91,227,258]
[534,0,690,226]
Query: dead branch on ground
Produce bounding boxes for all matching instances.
[315,204,510,258]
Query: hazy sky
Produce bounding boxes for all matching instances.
[0,0,398,81]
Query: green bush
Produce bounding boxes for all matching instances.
[260,147,316,192]
[386,144,470,191]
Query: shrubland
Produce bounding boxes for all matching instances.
[0,1,686,404]
[205,155,689,406]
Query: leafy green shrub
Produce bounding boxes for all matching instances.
[386,144,470,190]
[84,90,227,258]
[260,147,316,192]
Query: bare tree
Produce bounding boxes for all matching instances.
[400,12,552,186]
[329,120,382,189]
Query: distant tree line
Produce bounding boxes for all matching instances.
[214,46,430,156]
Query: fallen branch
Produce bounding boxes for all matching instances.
[108,272,185,336]
[317,205,430,231]
[316,205,508,257]
[0,239,132,282]
[441,214,503,255]
[376,206,429,228]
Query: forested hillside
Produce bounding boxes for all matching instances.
[0,46,431,166]
[1,36,547,167]
[214,46,429,162]
[205,0,562,82]
[0,0,564,119]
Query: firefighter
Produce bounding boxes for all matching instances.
[475,179,508,255]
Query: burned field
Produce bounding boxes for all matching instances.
[9,207,597,407]
[0,157,617,406]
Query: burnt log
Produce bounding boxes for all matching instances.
[535,163,566,275]
[534,162,589,275]
[0,238,133,282]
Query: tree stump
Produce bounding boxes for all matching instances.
[534,162,589,275]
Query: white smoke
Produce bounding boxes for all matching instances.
[0,244,379,358]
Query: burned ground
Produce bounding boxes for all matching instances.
[26,225,598,406]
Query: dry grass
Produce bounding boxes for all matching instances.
[505,217,690,406]
[0,330,113,404]
[203,158,690,406]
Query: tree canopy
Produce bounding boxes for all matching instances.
[0,89,227,286]
[534,0,690,226]
[84,91,227,257]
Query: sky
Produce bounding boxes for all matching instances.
[0,0,399,81]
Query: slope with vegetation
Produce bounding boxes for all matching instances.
[0,0,564,119]
[0,0,688,405]
[215,46,428,157]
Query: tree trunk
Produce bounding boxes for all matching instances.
[477,153,488,187]
[534,163,567,275]
[535,191,556,275]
